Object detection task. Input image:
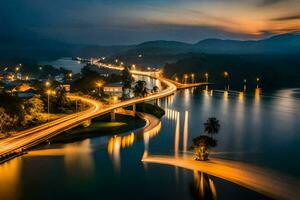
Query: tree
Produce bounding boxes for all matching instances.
[0,107,16,136]
[191,135,216,161]
[204,117,220,138]
[122,67,133,89]
[152,86,159,93]
[133,80,148,97]
[23,97,45,125]
[191,117,220,161]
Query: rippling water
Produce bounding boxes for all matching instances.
[1,84,300,199]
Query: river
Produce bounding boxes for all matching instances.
[1,67,300,199]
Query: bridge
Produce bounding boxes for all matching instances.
[0,68,201,158]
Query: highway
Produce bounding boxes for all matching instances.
[142,155,300,200]
[0,69,177,157]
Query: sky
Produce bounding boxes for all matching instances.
[1,0,300,45]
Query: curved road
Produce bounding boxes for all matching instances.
[142,155,300,200]
[0,70,177,156]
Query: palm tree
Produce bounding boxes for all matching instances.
[133,80,148,97]
[204,117,220,139]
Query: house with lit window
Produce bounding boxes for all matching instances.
[103,82,123,97]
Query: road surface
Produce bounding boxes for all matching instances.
[0,70,177,156]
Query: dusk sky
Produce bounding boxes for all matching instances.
[1,0,300,45]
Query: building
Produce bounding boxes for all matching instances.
[103,82,123,97]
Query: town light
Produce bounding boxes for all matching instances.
[256,77,260,88]
[224,71,229,77]
[205,73,209,82]
[46,89,56,122]
[45,81,51,87]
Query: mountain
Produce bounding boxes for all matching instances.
[1,33,299,60]
[194,34,300,54]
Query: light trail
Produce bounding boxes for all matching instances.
[142,155,300,200]
[0,67,182,157]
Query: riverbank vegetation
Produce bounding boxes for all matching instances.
[0,88,77,137]
[136,103,165,119]
[50,113,146,143]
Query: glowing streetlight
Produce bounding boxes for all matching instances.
[175,77,179,82]
[132,64,136,70]
[244,79,247,92]
[191,73,195,83]
[46,89,56,122]
[115,59,118,63]
[96,81,103,96]
[68,73,73,82]
[205,73,209,82]
[45,81,51,87]
[184,74,188,84]
[224,71,229,91]
[113,96,118,103]
[256,77,260,88]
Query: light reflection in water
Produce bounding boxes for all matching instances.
[234,92,245,149]
[108,120,162,171]
[0,157,22,200]
[28,139,95,177]
[191,171,217,200]
[183,111,189,152]
[174,111,180,158]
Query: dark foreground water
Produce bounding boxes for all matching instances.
[1,87,300,200]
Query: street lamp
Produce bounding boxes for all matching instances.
[184,74,188,84]
[205,73,209,82]
[96,81,103,96]
[45,81,51,87]
[256,77,260,88]
[224,71,229,91]
[244,79,247,92]
[132,64,136,70]
[113,96,118,103]
[191,73,195,83]
[68,73,73,82]
[46,89,56,122]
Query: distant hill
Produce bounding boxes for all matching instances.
[193,34,300,54]
[1,33,300,61]
[103,33,300,66]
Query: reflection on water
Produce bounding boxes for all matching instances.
[0,157,22,200]
[28,139,95,177]
[174,111,180,157]
[2,85,300,200]
[183,111,189,152]
[190,171,217,200]
[108,120,162,171]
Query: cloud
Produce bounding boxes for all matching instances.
[270,14,300,21]
[258,0,284,6]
